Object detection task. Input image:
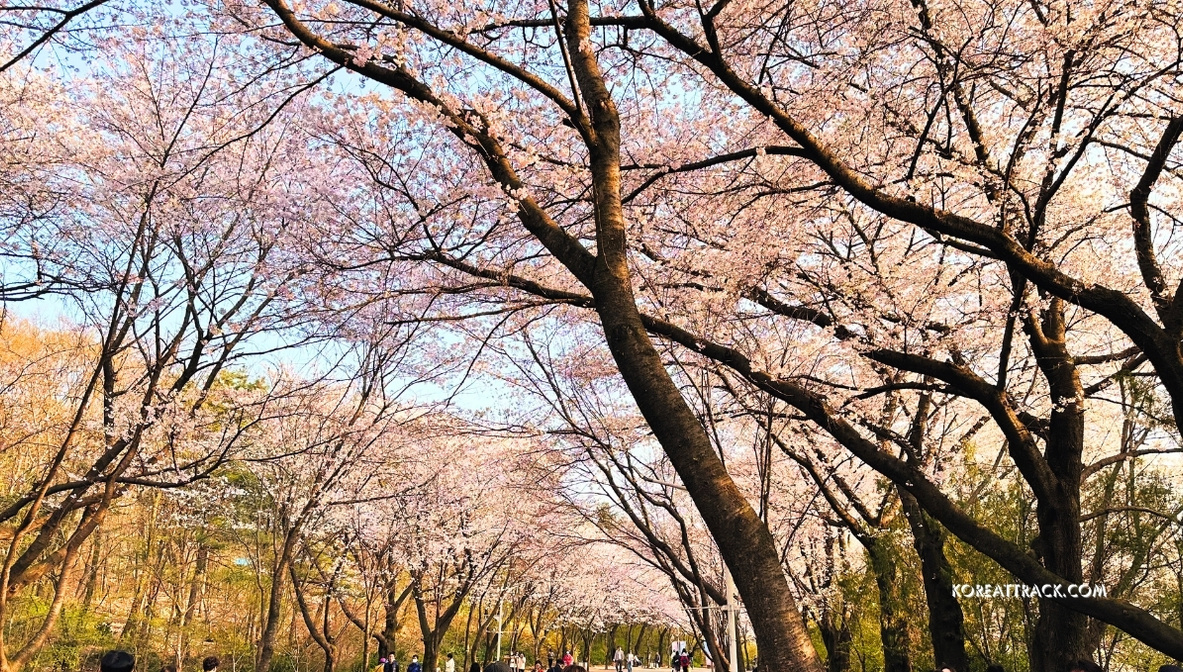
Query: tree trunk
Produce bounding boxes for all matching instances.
[291,563,337,672]
[559,4,826,671]
[379,583,412,661]
[257,527,300,672]
[817,608,852,672]
[864,538,911,672]
[1025,302,1089,672]
[900,492,967,672]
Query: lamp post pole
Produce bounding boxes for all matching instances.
[725,566,739,672]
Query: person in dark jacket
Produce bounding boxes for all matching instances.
[408,656,422,672]
[101,651,136,672]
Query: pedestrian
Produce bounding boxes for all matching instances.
[626,652,634,672]
[101,651,136,672]
[469,662,481,672]
[1159,666,1183,672]
[510,652,518,672]
[409,656,423,672]
[446,654,456,672]
[383,658,394,672]
[485,660,511,672]
[203,657,220,672]
[678,650,689,671]
[615,648,625,672]
[161,666,177,672]
[562,652,573,667]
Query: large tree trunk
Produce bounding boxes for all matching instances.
[378,583,413,661]
[1025,302,1089,672]
[414,588,468,672]
[900,492,967,672]
[559,3,826,671]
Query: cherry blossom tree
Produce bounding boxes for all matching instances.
[9,2,1183,672]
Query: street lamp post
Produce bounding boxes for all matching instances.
[725,566,739,672]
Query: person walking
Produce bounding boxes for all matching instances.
[562,652,573,667]
[446,654,456,672]
[614,648,625,672]
[626,652,634,672]
[408,656,423,672]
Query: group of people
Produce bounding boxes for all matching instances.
[481,651,576,672]
[378,650,579,672]
[379,653,448,672]
[612,647,690,671]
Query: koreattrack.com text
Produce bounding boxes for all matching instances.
[952,583,1108,599]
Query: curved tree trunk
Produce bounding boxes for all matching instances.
[560,3,826,671]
